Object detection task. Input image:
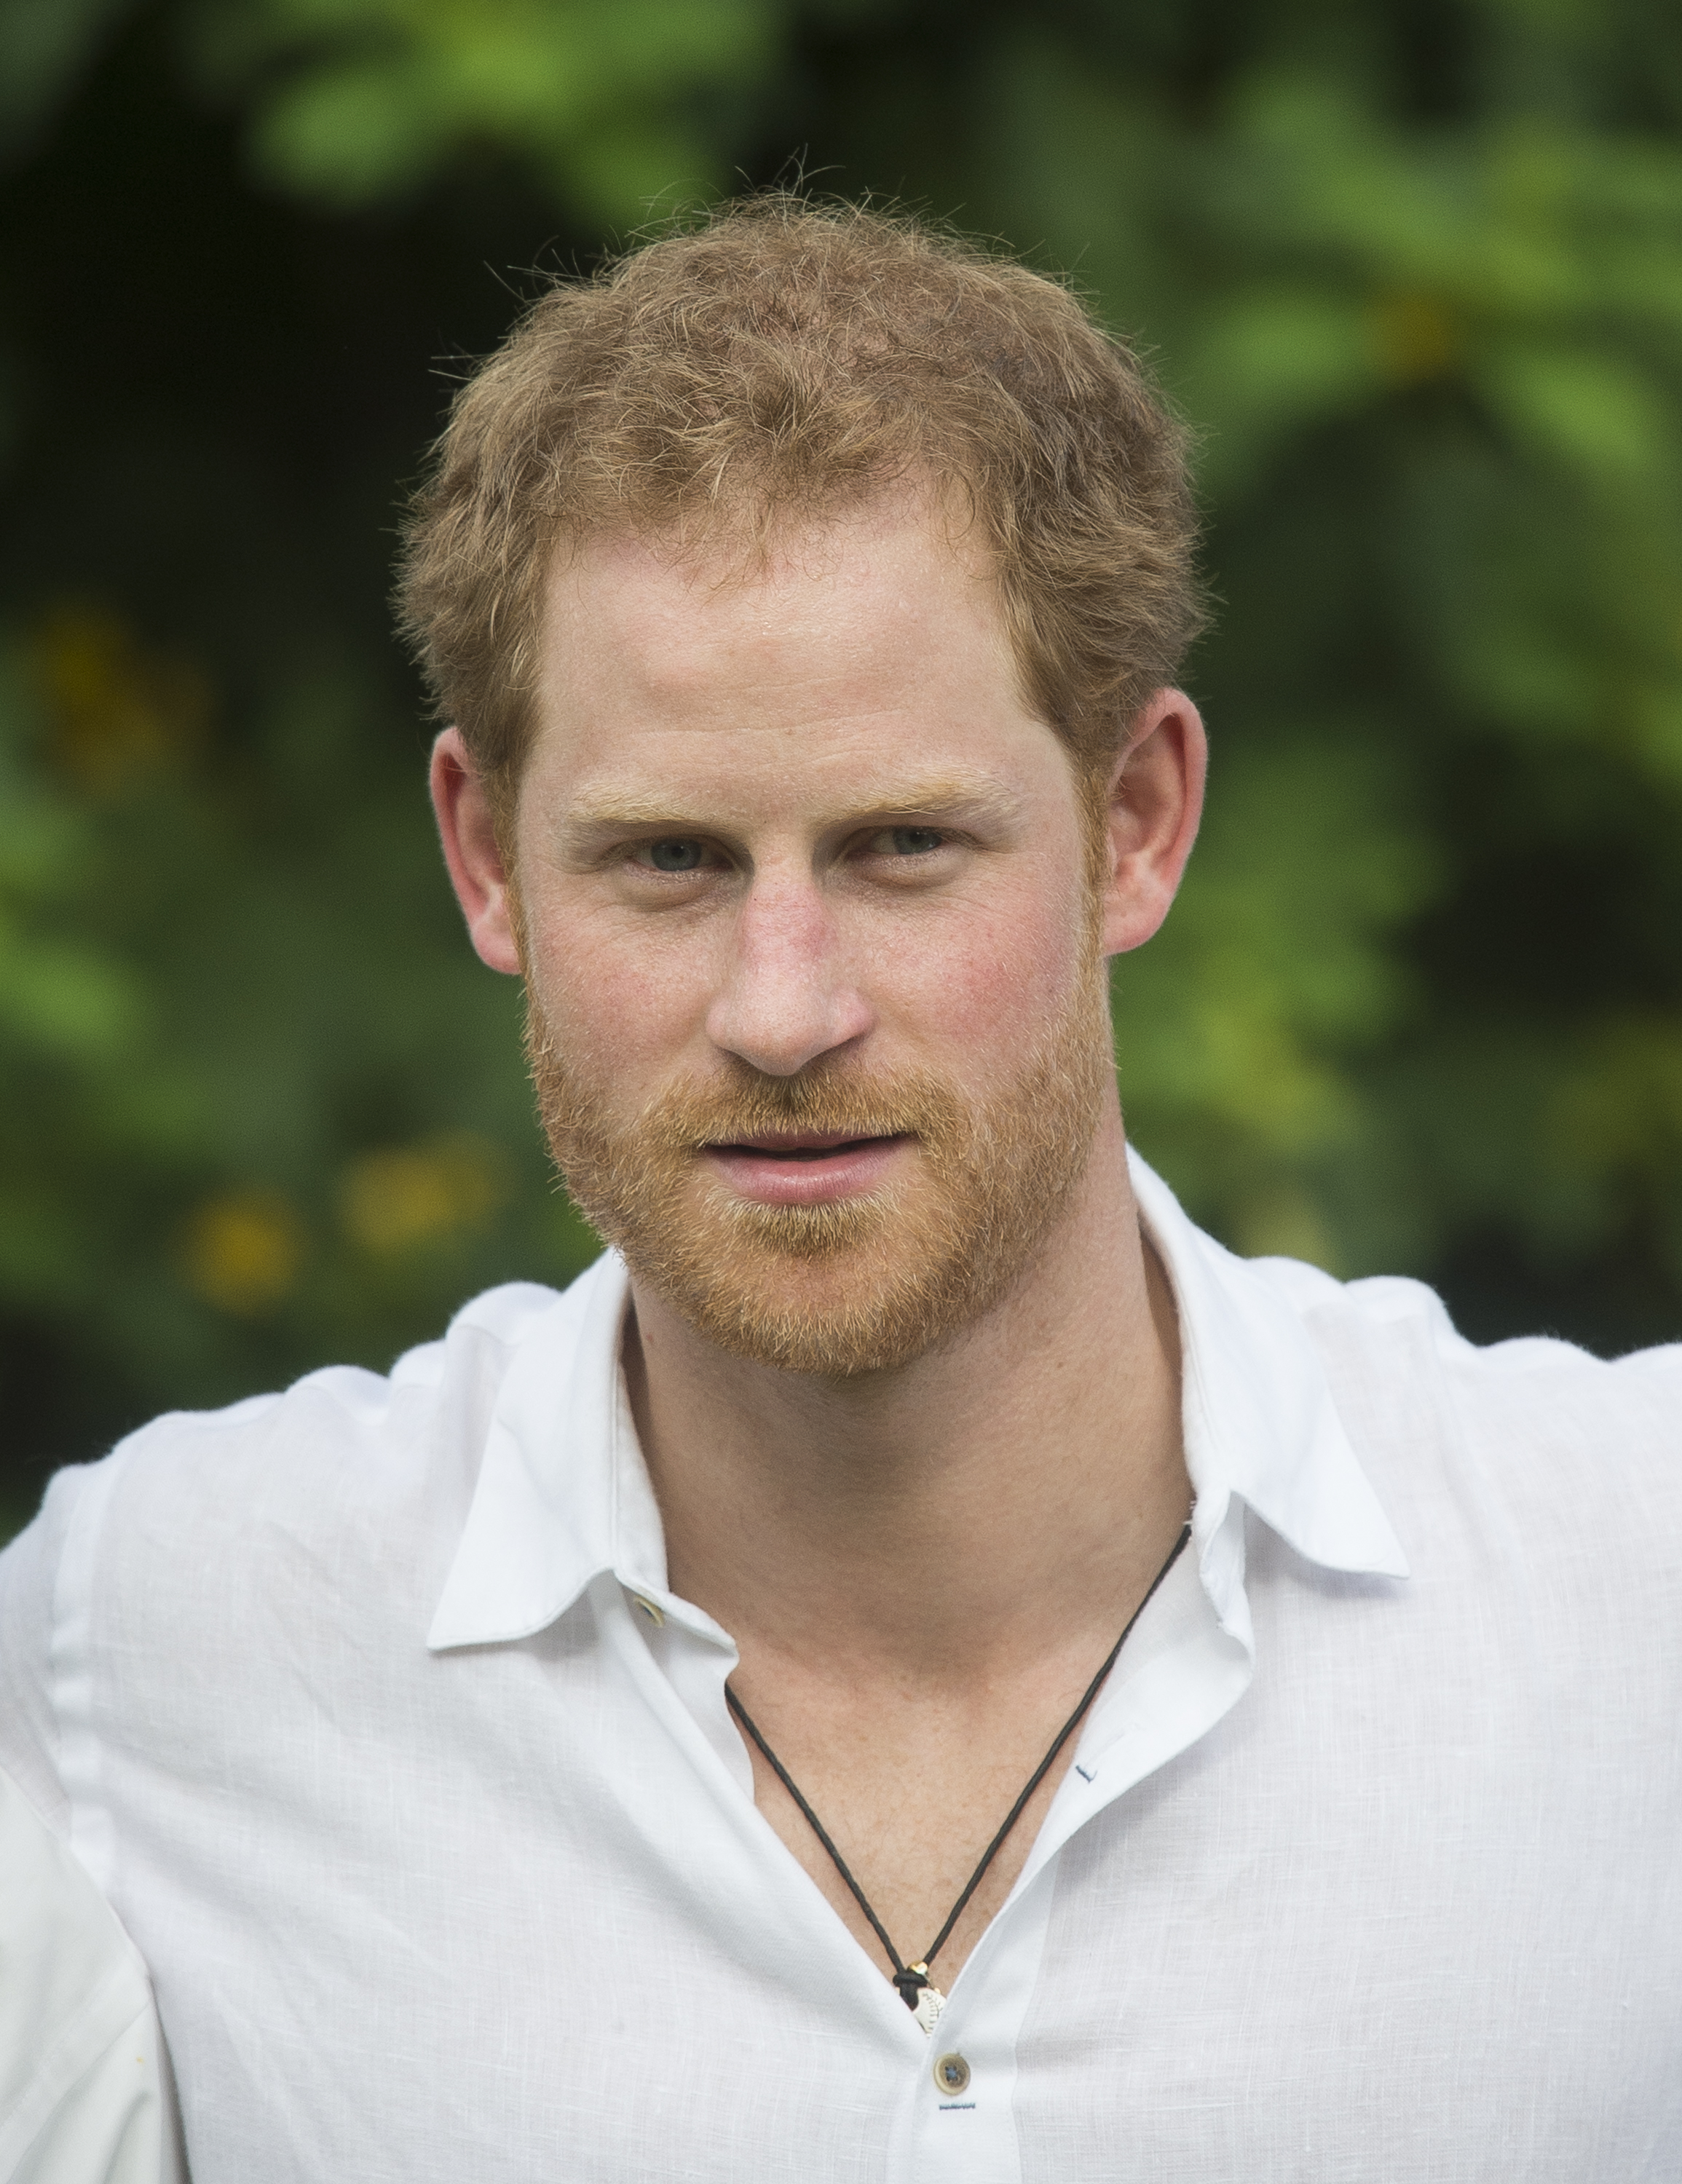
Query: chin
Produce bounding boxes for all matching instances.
[614,1194,1038,1380]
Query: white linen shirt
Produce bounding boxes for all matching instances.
[0,1766,181,2184]
[1,1151,1679,2183]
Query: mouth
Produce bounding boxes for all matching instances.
[712,1131,903,1160]
[700,1130,913,1206]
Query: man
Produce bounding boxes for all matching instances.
[1,197,1678,2182]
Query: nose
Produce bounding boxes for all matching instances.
[704,870,874,1077]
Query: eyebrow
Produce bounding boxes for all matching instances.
[558,768,1027,844]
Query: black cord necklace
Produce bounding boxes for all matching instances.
[725,1518,1192,2029]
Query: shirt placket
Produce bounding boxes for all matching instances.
[617,1539,1253,2184]
[881,1857,1061,2184]
[882,1568,1253,2183]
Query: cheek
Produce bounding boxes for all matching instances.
[524,900,718,1080]
[872,890,1088,1072]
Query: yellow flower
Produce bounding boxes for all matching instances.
[1370,291,1461,385]
[182,1189,305,1315]
[31,601,210,791]
[339,1133,509,1256]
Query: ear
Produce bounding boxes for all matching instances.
[1097,689,1207,958]
[430,728,523,975]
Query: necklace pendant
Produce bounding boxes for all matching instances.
[912,1982,947,2033]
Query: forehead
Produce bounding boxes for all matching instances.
[527,486,1062,820]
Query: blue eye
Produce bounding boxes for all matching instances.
[887,828,943,855]
[647,839,706,871]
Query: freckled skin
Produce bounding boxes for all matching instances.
[432,484,1208,1993]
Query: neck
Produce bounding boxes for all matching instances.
[625,1107,1189,1687]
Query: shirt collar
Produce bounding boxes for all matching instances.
[426,1254,664,1651]
[1126,1148,1410,1652]
[428,1150,1407,1654]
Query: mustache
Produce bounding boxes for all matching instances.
[632,1065,966,1154]
[523,1008,972,1166]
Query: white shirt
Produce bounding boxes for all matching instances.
[0,1765,181,2184]
[0,1151,1678,2183]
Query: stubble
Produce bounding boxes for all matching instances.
[525,954,1116,1378]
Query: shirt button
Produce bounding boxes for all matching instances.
[631,1595,665,1626]
[933,2053,971,2096]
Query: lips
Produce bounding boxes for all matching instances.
[702,1131,912,1206]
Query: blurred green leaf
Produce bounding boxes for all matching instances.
[1480,341,1678,480]
[188,0,785,219]
[0,0,138,157]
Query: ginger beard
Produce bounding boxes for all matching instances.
[524,935,1116,1378]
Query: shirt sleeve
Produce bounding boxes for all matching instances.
[0,1470,83,1837]
[0,1766,184,2184]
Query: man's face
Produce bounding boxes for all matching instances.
[510,489,1117,1375]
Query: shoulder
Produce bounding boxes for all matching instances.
[74,1270,593,1522]
[0,1264,611,1724]
[1256,1250,1679,1427]
[1134,1146,1679,1543]
[1249,1251,1682,1539]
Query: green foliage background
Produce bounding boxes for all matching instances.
[3,0,1681,1532]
